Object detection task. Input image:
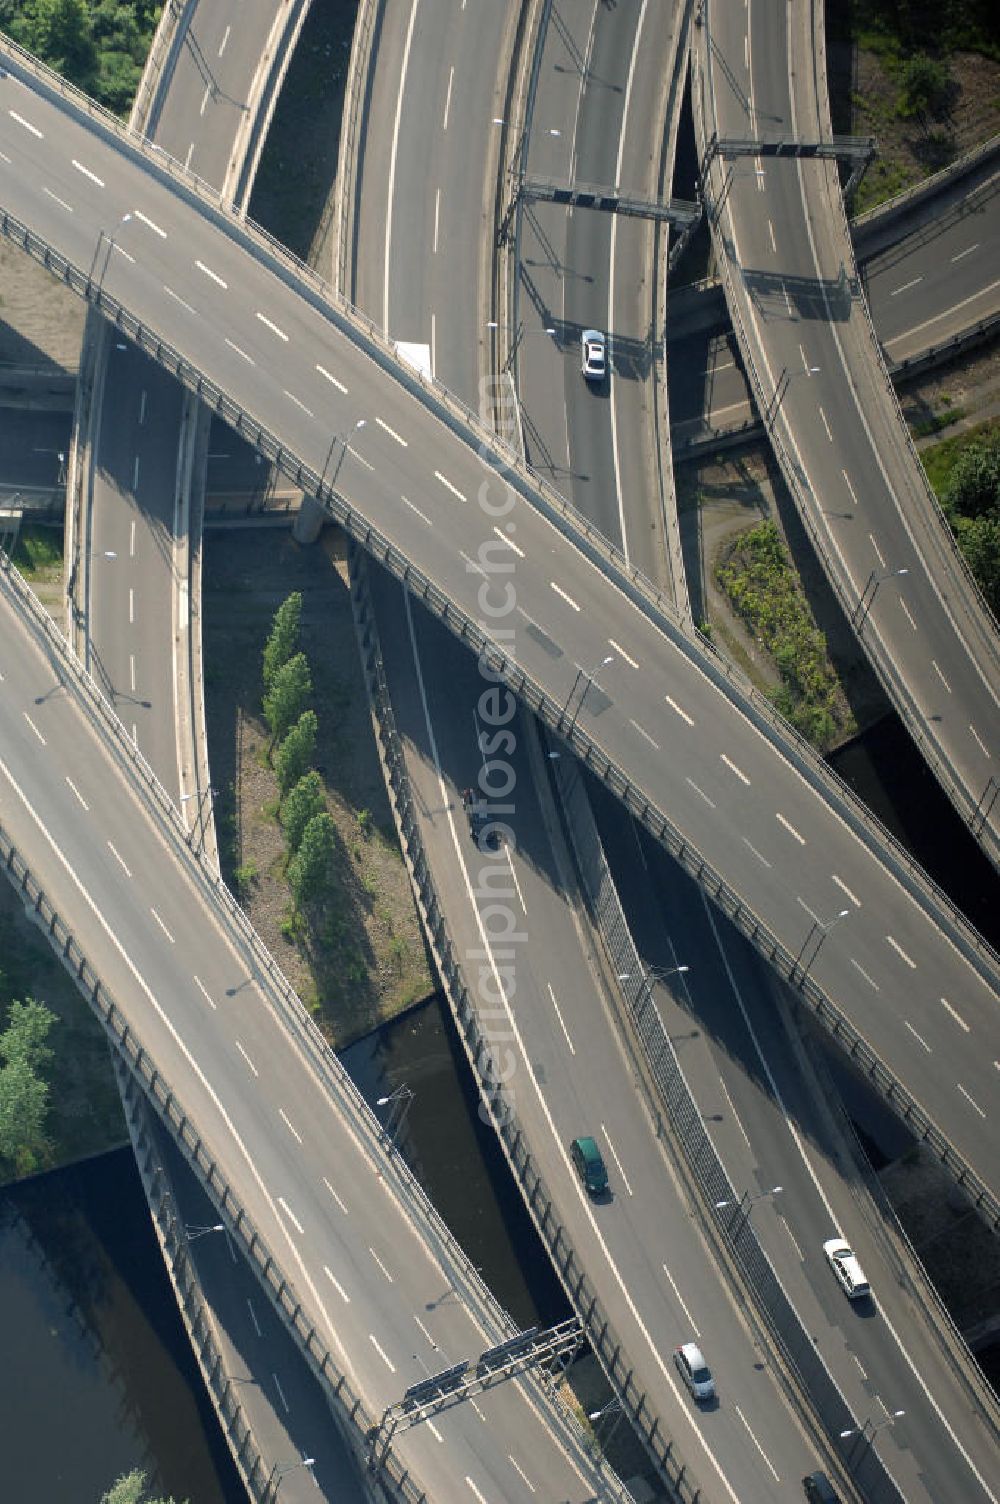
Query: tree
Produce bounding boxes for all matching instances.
[944,431,1000,521]
[956,513,1000,615]
[263,651,312,750]
[99,1467,184,1504]
[281,770,326,853]
[0,999,55,1176]
[262,591,303,691]
[0,998,54,1071]
[896,53,951,121]
[275,710,318,795]
[288,812,336,908]
[12,0,98,89]
[0,1055,49,1175]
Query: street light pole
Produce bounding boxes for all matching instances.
[376,1084,415,1154]
[181,785,214,852]
[588,1398,625,1452]
[793,908,849,985]
[184,1222,225,1243]
[852,566,909,630]
[714,1184,782,1239]
[264,1457,316,1499]
[563,654,614,730]
[319,418,367,494]
[92,212,134,291]
[840,1409,904,1468]
[764,363,820,427]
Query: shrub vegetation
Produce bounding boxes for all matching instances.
[1,0,164,116]
[715,521,844,748]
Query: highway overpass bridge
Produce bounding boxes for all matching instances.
[693,1,1000,872]
[0,37,998,1233]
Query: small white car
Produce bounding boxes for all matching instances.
[674,1341,715,1400]
[823,1238,870,1301]
[581,328,606,381]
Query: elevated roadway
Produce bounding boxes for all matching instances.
[0,40,998,1227]
[71,3,359,1498]
[0,549,616,1504]
[350,3,831,1499]
[671,146,1000,444]
[692,1,1000,868]
[348,2,999,1499]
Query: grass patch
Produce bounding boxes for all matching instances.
[827,0,1000,215]
[912,406,968,439]
[715,521,850,750]
[920,415,1000,495]
[10,522,63,580]
[203,531,434,1049]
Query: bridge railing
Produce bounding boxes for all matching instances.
[691,10,1000,869]
[4,24,1000,879]
[0,821,424,1504]
[552,750,901,1503]
[1,204,998,1235]
[1,52,999,1223]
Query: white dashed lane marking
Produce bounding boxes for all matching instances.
[134,210,167,237]
[434,470,466,502]
[255,311,289,341]
[315,363,348,392]
[550,581,580,611]
[9,110,43,138]
[885,935,916,969]
[195,259,228,289]
[720,753,750,785]
[376,416,408,446]
[72,159,104,187]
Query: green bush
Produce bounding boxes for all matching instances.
[274,709,318,795]
[263,650,312,747]
[0,997,56,1176]
[288,812,336,909]
[262,591,303,691]
[281,770,326,853]
[715,522,843,749]
[896,53,952,119]
[923,424,1000,612]
[1,0,163,116]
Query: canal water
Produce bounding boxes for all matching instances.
[2,713,995,1503]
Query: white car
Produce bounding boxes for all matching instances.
[823,1238,870,1300]
[581,328,606,381]
[674,1341,715,1400]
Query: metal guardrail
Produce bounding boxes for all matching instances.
[2,42,999,1214]
[115,1064,276,1503]
[0,825,423,1504]
[0,545,545,1485]
[552,755,899,1504]
[693,6,1000,871]
[1,201,998,1235]
[334,0,382,298]
[348,548,678,1503]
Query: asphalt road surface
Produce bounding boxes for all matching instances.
[0,557,614,1504]
[694,0,1000,869]
[348,2,999,1498]
[0,45,998,1221]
